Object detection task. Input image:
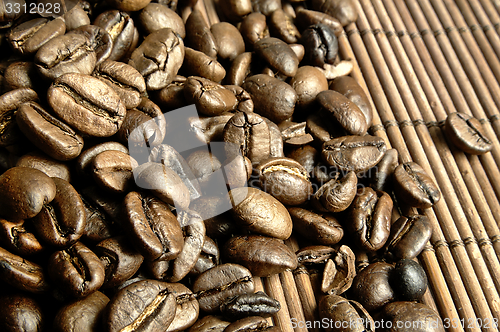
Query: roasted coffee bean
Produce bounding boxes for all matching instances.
[3,61,43,91]
[227,52,254,86]
[0,88,39,148]
[7,17,66,55]
[190,196,236,239]
[188,113,232,144]
[129,28,184,91]
[321,245,356,295]
[108,0,151,11]
[135,97,168,142]
[95,236,143,289]
[350,262,395,312]
[53,291,109,332]
[390,259,427,301]
[30,177,86,247]
[16,102,84,161]
[221,291,280,319]
[183,48,226,82]
[223,112,271,164]
[322,135,387,173]
[290,66,328,111]
[0,218,42,256]
[155,75,188,110]
[376,301,445,332]
[186,149,223,191]
[211,22,245,61]
[242,74,297,123]
[256,157,313,205]
[93,60,146,109]
[311,0,358,26]
[164,282,200,331]
[229,187,293,239]
[219,0,252,22]
[368,148,398,192]
[251,0,281,15]
[80,186,121,242]
[296,245,337,265]
[265,118,285,158]
[133,161,191,210]
[105,279,177,332]
[330,75,373,129]
[319,295,374,332]
[224,235,298,276]
[63,2,91,31]
[384,214,432,260]
[286,145,320,175]
[296,9,343,36]
[306,109,344,145]
[48,241,105,298]
[239,13,269,47]
[191,236,220,276]
[69,25,113,66]
[76,141,128,178]
[184,76,238,116]
[348,187,392,251]
[0,167,56,220]
[0,0,24,28]
[313,171,358,213]
[122,191,184,261]
[224,85,254,113]
[444,112,492,155]
[280,121,314,146]
[138,3,185,38]
[187,315,230,332]
[269,9,301,44]
[117,109,163,149]
[224,316,277,332]
[185,9,218,58]
[317,90,368,135]
[47,73,126,137]
[35,33,96,81]
[16,150,71,181]
[0,246,49,293]
[289,207,344,245]
[393,162,441,209]
[254,37,299,77]
[0,294,44,332]
[193,263,255,313]
[92,150,138,193]
[300,23,338,67]
[93,10,136,61]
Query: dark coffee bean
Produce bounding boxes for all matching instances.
[186,149,223,192]
[47,73,126,137]
[95,236,144,289]
[92,150,138,193]
[0,218,43,256]
[221,291,280,319]
[223,112,271,164]
[251,0,281,15]
[256,157,313,205]
[350,262,395,312]
[0,246,49,293]
[227,52,253,86]
[155,75,187,110]
[368,148,398,192]
[330,75,373,129]
[188,113,233,144]
[30,177,86,247]
[187,315,230,332]
[224,235,298,277]
[185,9,218,58]
[16,150,71,181]
[348,187,392,251]
[319,295,374,332]
[296,9,343,36]
[311,0,358,26]
[7,17,66,55]
[393,162,441,209]
[63,2,90,31]
[69,25,113,66]
[93,60,146,109]
[184,76,238,116]
[183,48,226,82]
[117,109,163,149]
[53,291,109,332]
[229,187,293,240]
[122,191,184,261]
[191,236,220,276]
[219,0,252,22]
[0,294,44,332]
[0,0,24,29]
[390,259,427,301]
[242,74,297,123]
[134,162,191,210]
[444,112,492,155]
[288,207,344,245]
[224,85,254,113]
[48,241,105,298]
[290,66,328,111]
[384,214,432,260]
[254,37,299,77]
[0,167,56,220]
[76,141,128,178]
[321,245,356,295]
[3,61,43,91]
[322,135,387,173]
[296,245,337,265]
[190,196,236,239]
[105,279,177,332]
[163,282,200,331]
[224,316,276,332]
[193,263,255,313]
[317,90,368,135]
[280,121,314,146]
[135,97,168,142]
[16,101,84,161]
[312,171,358,213]
[211,22,245,61]
[138,3,186,38]
[93,10,136,61]
[300,23,338,67]
[129,28,184,91]
[269,9,301,44]
[265,118,285,158]
[286,145,319,175]
[239,13,269,47]
[376,301,445,332]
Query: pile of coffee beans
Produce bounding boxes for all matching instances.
[1,0,488,330]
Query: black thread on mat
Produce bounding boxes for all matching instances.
[463,237,478,246]
[491,235,500,244]
[421,29,431,36]
[360,29,371,37]
[477,237,492,247]
[433,240,449,249]
[413,119,426,127]
[409,31,421,39]
[386,30,395,37]
[397,30,408,37]
[479,118,488,125]
[444,26,456,34]
[369,124,385,133]
[449,240,465,248]
[346,29,360,38]
[422,244,435,253]
[457,26,469,33]
[426,121,438,128]
[384,120,399,128]
[399,120,413,128]
[490,114,500,123]
[434,29,446,37]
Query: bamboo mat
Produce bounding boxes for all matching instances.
[194,0,500,331]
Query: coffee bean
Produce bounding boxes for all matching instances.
[296,9,343,36]
[224,235,298,276]
[269,9,301,44]
[185,9,218,58]
[311,0,358,26]
[319,295,374,332]
[224,85,254,113]
[69,25,113,66]
[53,291,109,332]
[7,17,66,55]
[93,10,136,61]
[390,259,428,301]
[368,148,398,192]
[76,141,128,178]
[183,48,226,82]
[317,90,368,135]
[221,291,281,319]
[0,246,49,293]
[286,145,319,175]
[393,162,441,209]
[190,196,236,239]
[219,0,252,21]
[3,61,43,91]
[224,316,278,332]
[211,22,245,61]
[116,109,163,149]
[313,171,358,213]
[350,262,395,312]
[251,0,281,15]
[290,66,328,111]
[16,150,71,181]
[330,75,373,128]
[193,263,255,313]
[184,77,238,116]
[190,236,220,276]
[322,135,387,173]
[0,218,42,256]
[376,301,445,332]
[164,282,200,332]
[0,0,24,29]
[321,245,356,295]
[138,3,186,38]
[296,245,337,265]
[227,52,253,86]
[47,73,126,137]
[300,23,338,67]
[254,37,299,77]
[63,2,91,31]
[279,121,314,147]
[239,13,269,47]
[444,112,492,155]
[288,207,344,245]
[0,294,44,332]
[187,315,230,332]
[229,187,293,240]
[155,75,187,110]
[265,118,285,158]
[384,214,432,260]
